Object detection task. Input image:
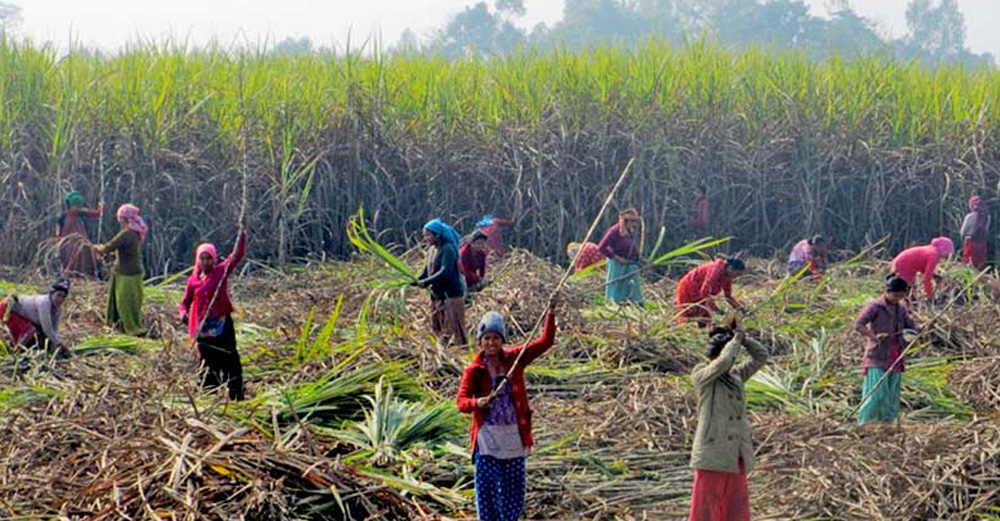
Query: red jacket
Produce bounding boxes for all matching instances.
[456,311,557,451]
[676,259,740,312]
[179,231,247,339]
[459,244,487,286]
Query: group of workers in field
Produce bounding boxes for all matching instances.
[0,187,993,521]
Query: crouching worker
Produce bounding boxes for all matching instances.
[179,231,247,400]
[457,299,559,521]
[0,278,73,357]
[689,325,768,521]
[461,231,492,294]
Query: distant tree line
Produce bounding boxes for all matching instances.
[403,0,993,66]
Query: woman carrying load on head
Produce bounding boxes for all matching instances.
[476,215,515,261]
[961,195,990,270]
[417,218,468,347]
[457,299,559,521]
[179,231,248,401]
[687,324,768,521]
[57,191,103,278]
[853,276,919,426]
[889,237,954,304]
[0,278,73,357]
[598,208,643,306]
[676,257,746,328]
[93,204,147,336]
[787,235,828,278]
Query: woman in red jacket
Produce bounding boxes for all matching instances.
[676,257,746,328]
[456,300,558,521]
[179,231,248,400]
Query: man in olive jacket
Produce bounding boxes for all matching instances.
[688,327,769,521]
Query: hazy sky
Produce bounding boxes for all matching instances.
[15,0,1000,56]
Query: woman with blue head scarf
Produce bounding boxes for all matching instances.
[417,218,467,347]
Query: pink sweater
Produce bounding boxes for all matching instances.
[179,232,247,339]
[891,245,941,300]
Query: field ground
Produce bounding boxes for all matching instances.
[1,249,999,520]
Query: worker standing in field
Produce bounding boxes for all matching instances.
[461,231,492,294]
[598,209,643,306]
[676,257,746,328]
[853,276,918,426]
[787,235,828,278]
[960,195,990,270]
[56,191,103,278]
[688,324,768,521]
[93,204,147,336]
[889,237,954,304]
[0,278,73,357]
[566,241,605,273]
[689,185,711,238]
[179,231,248,400]
[456,299,558,521]
[417,218,468,347]
[476,215,514,261]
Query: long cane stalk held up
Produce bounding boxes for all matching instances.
[186,72,251,350]
[487,158,635,401]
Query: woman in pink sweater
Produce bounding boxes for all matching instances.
[890,237,954,303]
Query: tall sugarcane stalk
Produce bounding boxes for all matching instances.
[488,158,635,401]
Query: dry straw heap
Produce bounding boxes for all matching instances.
[1,242,1000,520]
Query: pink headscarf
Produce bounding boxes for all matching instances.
[116,204,148,242]
[970,195,986,213]
[930,236,954,258]
[195,243,217,274]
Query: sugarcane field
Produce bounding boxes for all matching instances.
[4,5,1000,519]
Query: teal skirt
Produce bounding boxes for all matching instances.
[857,367,902,425]
[606,258,643,305]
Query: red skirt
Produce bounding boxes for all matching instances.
[963,239,988,270]
[0,298,38,347]
[688,460,751,521]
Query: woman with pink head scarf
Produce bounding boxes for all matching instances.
[93,204,148,335]
[178,230,248,400]
[890,237,954,303]
[961,195,990,270]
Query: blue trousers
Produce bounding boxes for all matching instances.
[475,451,526,521]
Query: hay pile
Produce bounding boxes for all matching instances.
[755,415,1000,520]
[3,250,1000,520]
[0,347,420,519]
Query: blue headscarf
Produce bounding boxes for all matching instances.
[423,218,462,246]
[476,214,494,228]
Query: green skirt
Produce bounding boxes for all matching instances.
[857,367,902,425]
[606,258,643,305]
[107,271,145,336]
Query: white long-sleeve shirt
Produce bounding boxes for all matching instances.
[12,294,63,346]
